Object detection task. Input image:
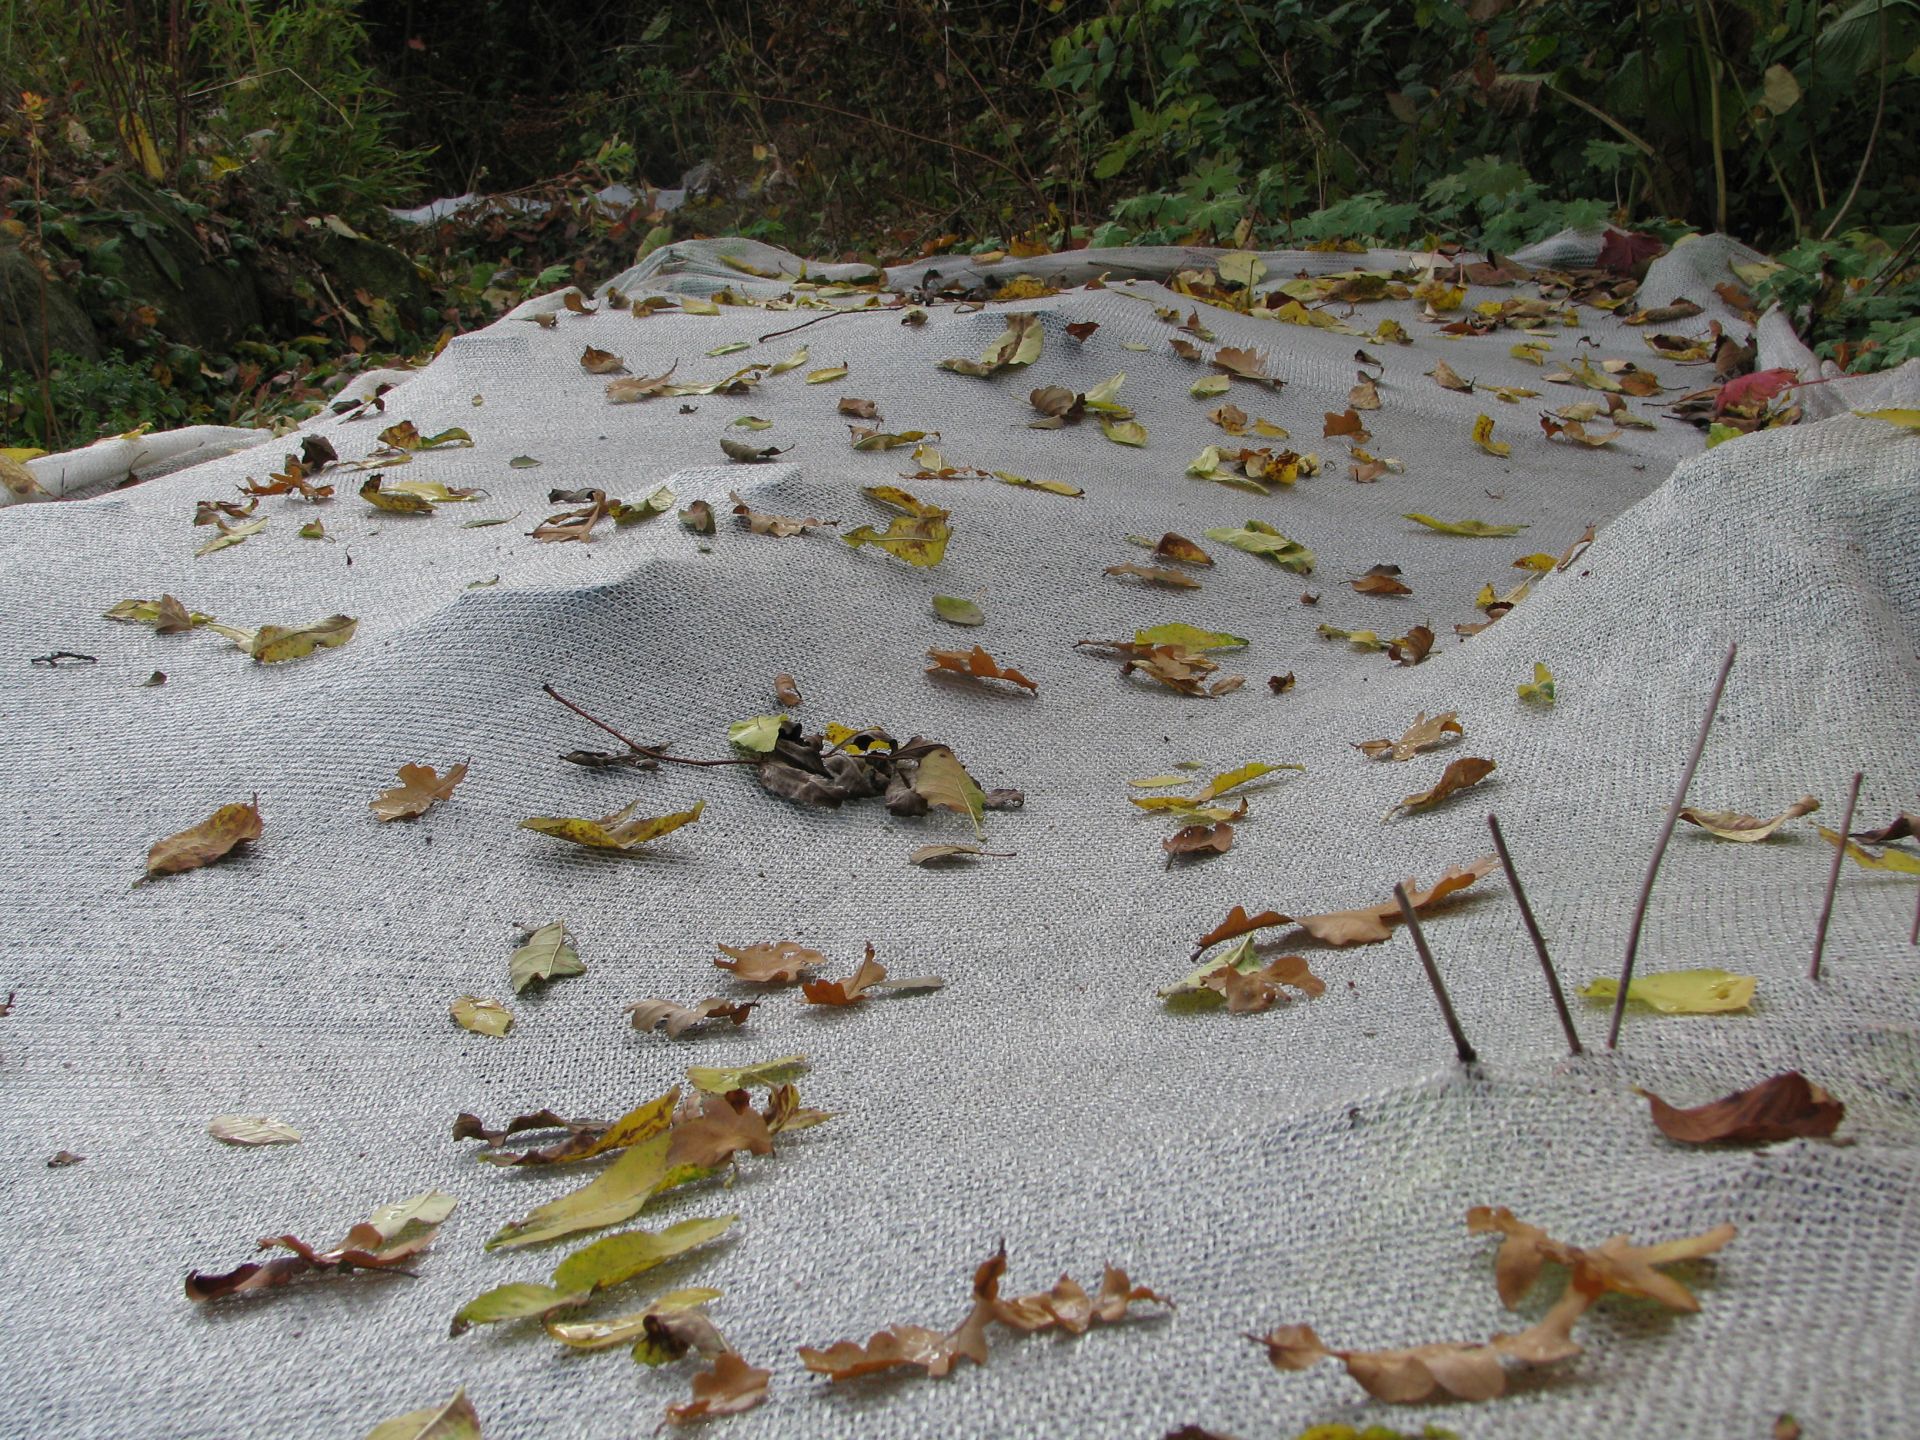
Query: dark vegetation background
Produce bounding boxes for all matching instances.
[3,0,1916,450]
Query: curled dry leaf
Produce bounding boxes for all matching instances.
[146,798,262,877]
[1076,638,1240,699]
[1193,905,1291,956]
[1163,822,1233,857]
[1297,856,1499,946]
[1107,562,1201,590]
[451,995,514,1037]
[509,921,586,993]
[519,799,705,852]
[910,843,1015,865]
[1392,757,1496,816]
[186,1190,456,1302]
[715,940,827,984]
[1849,812,1920,845]
[1350,563,1410,596]
[1135,532,1212,567]
[1428,358,1475,393]
[927,644,1038,693]
[1466,1205,1737,1314]
[369,762,468,822]
[1355,711,1462,762]
[1518,662,1557,705]
[797,1245,1169,1383]
[680,500,715,534]
[801,943,943,1005]
[838,396,880,419]
[1643,1071,1843,1145]
[1679,795,1819,843]
[605,366,680,403]
[628,997,756,1038]
[580,346,627,374]
[361,1386,482,1440]
[1161,936,1325,1012]
[730,491,818,536]
[1386,625,1435,667]
[1818,827,1920,874]
[1348,373,1382,410]
[532,489,611,543]
[1211,346,1282,387]
[209,1115,302,1146]
[454,1092,673,1167]
[774,673,802,708]
[666,1351,772,1426]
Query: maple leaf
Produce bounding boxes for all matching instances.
[1355,711,1462,762]
[926,644,1038,693]
[627,997,756,1038]
[715,940,827,984]
[665,1091,776,1170]
[1679,795,1819,842]
[1296,857,1499,946]
[801,943,943,1005]
[369,762,468,822]
[145,798,262,877]
[1641,1071,1844,1145]
[187,1191,456,1302]
[519,799,704,851]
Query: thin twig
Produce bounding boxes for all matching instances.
[1909,878,1919,947]
[1823,0,1890,239]
[1488,813,1582,1055]
[1608,643,1738,1049]
[1394,883,1476,1064]
[541,685,757,769]
[1811,771,1863,980]
[757,305,901,345]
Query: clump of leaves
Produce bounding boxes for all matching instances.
[939,314,1043,376]
[1077,638,1243,698]
[797,1244,1169,1382]
[744,719,1014,838]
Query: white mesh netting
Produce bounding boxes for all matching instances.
[2,236,1916,1439]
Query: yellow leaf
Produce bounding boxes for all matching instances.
[1190,374,1231,399]
[1854,408,1920,431]
[1405,512,1526,538]
[991,470,1082,497]
[485,1133,675,1249]
[1518,662,1556,705]
[249,615,359,664]
[1471,414,1511,457]
[1510,341,1550,365]
[1134,623,1247,651]
[686,1055,809,1094]
[1318,624,1384,650]
[1198,761,1304,801]
[361,476,435,513]
[369,761,468,821]
[1580,969,1755,1014]
[451,996,513,1038]
[520,799,705,851]
[1100,417,1148,447]
[362,1388,483,1440]
[1512,553,1558,572]
[937,313,1042,375]
[804,365,849,384]
[1819,827,1920,874]
[680,296,721,316]
[769,345,808,374]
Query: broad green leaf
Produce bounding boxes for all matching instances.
[509,921,585,994]
[1819,827,1920,874]
[1206,521,1315,574]
[542,1288,723,1350]
[706,341,750,357]
[1190,374,1231,399]
[1198,761,1304,801]
[938,314,1042,376]
[933,595,984,626]
[844,514,950,567]
[1519,662,1556,705]
[548,1214,737,1297]
[1403,512,1527,538]
[1854,408,1920,430]
[1100,417,1148,447]
[194,517,267,556]
[486,1133,675,1250]
[769,345,809,374]
[1580,969,1755,1014]
[686,1055,809,1095]
[451,995,513,1037]
[1705,422,1744,449]
[917,746,986,838]
[454,1280,583,1330]
[805,365,849,384]
[611,486,675,525]
[991,470,1083,497]
[728,715,785,753]
[362,1387,482,1440]
[520,799,705,851]
[1134,623,1248,652]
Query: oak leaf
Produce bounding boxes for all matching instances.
[1296,856,1498,946]
[801,943,943,1005]
[1355,711,1462,762]
[1192,905,1291,955]
[369,762,468,822]
[715,940,827,984]
[1466,1206,1737,1313]
[628,998,756,1038]
[188,1191,456,1302]
[666,1351,771,1426]
[926,644,1038,693]
[1392,757,1495,816]
[146,798,262,877]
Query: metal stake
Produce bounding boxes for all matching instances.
[1488,813,1582,1055]
[1394,883,1476,1064]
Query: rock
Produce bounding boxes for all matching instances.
[0,243,101,373]
[81,177,263,353]
[309,229,432,318]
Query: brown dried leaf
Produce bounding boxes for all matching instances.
[665,1090,774,1169]
[1679,795,1819,843]
[1150,532,1213,566]
[1642,1071,1844,1145]
[1163,822,1233,857]
[1170,337,1203,362]
[1466,1206,1738,1313]
[665,1352,771,1426]
[730,491,818,536]
[1348,374,1382,410]
[605,366,680,403]
[146,798,262,877]
[563,291,597,315]
[1394,757,1496,815]
[627,998,757,1039]
[186,1190,456,1302]
[1297,856,1498,946]
[1851,812,1920,845]
[533,490,611,543]
[837,396,880,419]
[926,644,1038,693]
[1193,906,1291,955]
[1351,563,1410,596]
[1206,954,1323,1012]
[1268,673,1295,694]
[580,346,627,375]
[1323,409,1368,440]
[800,943,943,1006]
[1212,346,1281,387]
[369,762,468,822]
[1428,359,1475,393]
[1107,563,1202,590]
[1077,638,1226,698]
[1355,711,1463,762]
[715,940,827,984]
[1387,625,1435,666]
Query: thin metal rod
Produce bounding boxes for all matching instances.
[1487,813,1582,1055]
[1811,771,1864,980]
[1608,643,1738,1048]
[1394,883,1476,1064]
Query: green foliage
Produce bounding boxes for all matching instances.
[1753,227,1920,372]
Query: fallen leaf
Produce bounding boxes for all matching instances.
[1854,407,1920,431]
[1296,856,1499,946]
[927,644,1038,693]
[1106,562,1201,590]
[104,595,211,633]
[1404,512,1525,538]
[519,799,705,852]
[1205,521,1315,574]
[686,1056,810,1093]
[797,1245,1169,1383]
[1518,662,1556,705]
[188,1190,456,1302]
[453,1214,735,1332]
[715,940,827,984]
[1355,711,1463,762]
[209,1115,302,1146]
[532,490,612,543]
[362,1387,482,1440]
[605,366,682,403]
[1386,625,1434,667]
[720,437,789,463]
[1348,374,1381,410]
[611,486,677,526]
[1350,563,1410,596]
[146,798,262,877]
[369,762,468,822]
[1163,822,1233,857]
[1161,937,1323,1010]
[1642,1071,1843,1145]
[1135,623,1245,651]
[932,595,984,627]
[666,1351,772,1426]
[509,921,587,993]
[1268,673,1295,693]
[194,516,268,556]
[452,996,514,1038]
[1680,796,1819,842]
[47,1150,83,1167]
[1818,827,1920,874]
[376,421,472,452]
[909,843,1014,865]
[628,997,756,1038]
[580,346,627,375]
[1470,413,1511,457]
[844,489,952,567]
[1428,359,1475,393]
[1579,968,1755,1014]
[1100,417,1149,447]
[1467,1205,1736,1313]
[1192,906,1291,955]
[1392,757,1496,816]
[908,745,989,835]
[991,470,1083,497]
[1077,638,1231,697]
[1850,812,1920,845]
[938,314,1043,376]
[542,1286,722,1352]
[1317,624,1384,651]
[1323,409,1368,440]
[454,1092,677,1167]
[801,944,943,1005]
[680,501,715,534]
[730,492,817,536]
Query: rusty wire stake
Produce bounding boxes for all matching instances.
[1811,771,1864,981]
[1488,813,1582,1055]
[1609,643,1738,1049]
[1395,882,1476,1064]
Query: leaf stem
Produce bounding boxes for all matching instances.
[540,685,757,768]
[1608,643,1737,1048]
[1810,771,1863,980]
